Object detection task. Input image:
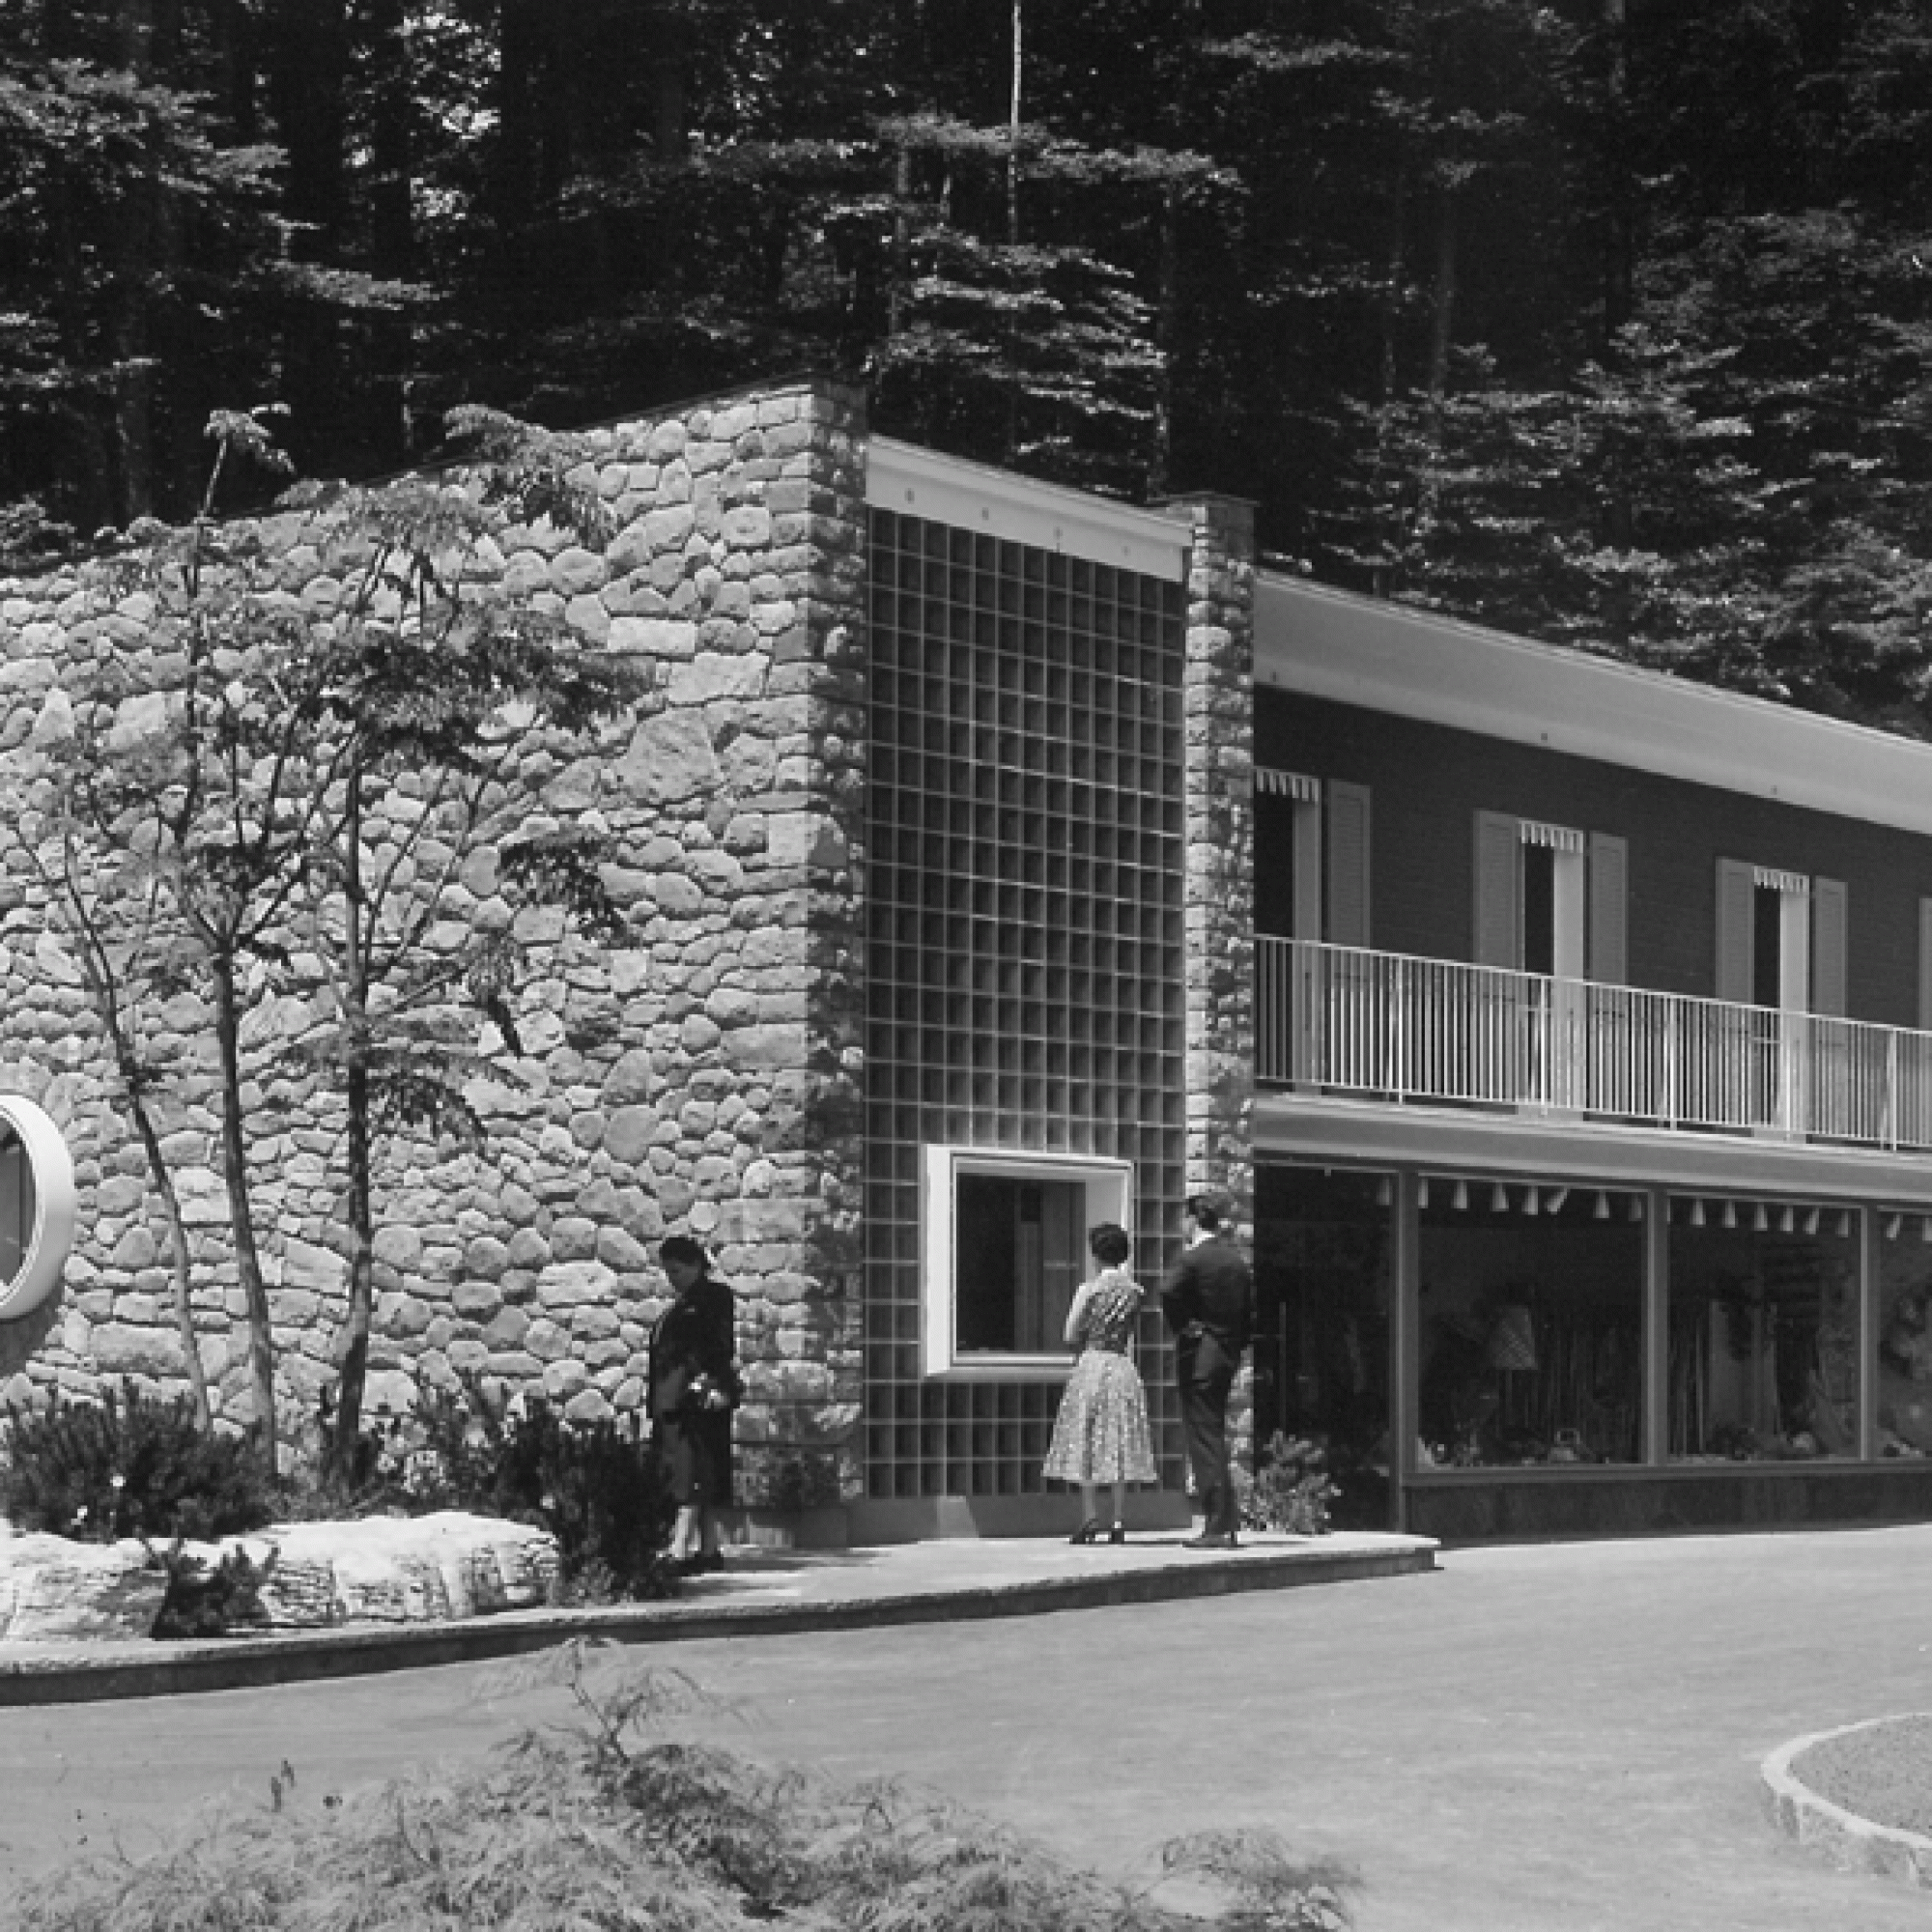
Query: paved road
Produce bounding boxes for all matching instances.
[6,1526,1932,1929]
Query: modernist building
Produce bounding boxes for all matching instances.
[7,374,1932,1545]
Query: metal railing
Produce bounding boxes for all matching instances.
[1256,937,1932,1152]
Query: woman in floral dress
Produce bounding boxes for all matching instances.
[1044,1222,1158,1543]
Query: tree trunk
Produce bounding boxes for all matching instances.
[213,956,277,1469]
[1426,182,1459,401]
[364,0,416,465]
[1151,180,1179,497]
[329,780,375,1474]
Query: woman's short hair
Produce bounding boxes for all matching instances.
[1088,1222,1130,1265]
[660,1235,709,1270]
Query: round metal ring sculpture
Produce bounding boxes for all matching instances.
[0,1094,75,1321]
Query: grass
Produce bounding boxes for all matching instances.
[14,1642,1357,1930]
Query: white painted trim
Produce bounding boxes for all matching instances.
[867,438,1189,582]
[920,1146,1134,1382]
[1256,574,1932,838]
[0,1094,74,1321]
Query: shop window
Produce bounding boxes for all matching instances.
[1417,1177,1644,1468]
[920,1147,1132,1379]
[1253,1163,1393,1528]
[1667,1196,1858,1462]
[0,1095,75,1321]
[1877,1209,1932,1459]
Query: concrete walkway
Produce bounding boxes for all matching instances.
[5,1524,1932,1929]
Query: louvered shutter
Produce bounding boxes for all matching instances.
[1919,898,1932,1031]
[1715,858,1755,1004]
[1473,810,1520,967]
[1325,781,1372,947]
[1810,878,1847,1017]
[1587,833,1629,986]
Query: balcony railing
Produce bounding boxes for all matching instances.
[1257,937,1932,1153]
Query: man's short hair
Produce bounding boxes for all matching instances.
[1183,1193,1227,1233]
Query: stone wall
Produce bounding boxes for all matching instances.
[1167,495,1258,1472]
[0,377,867,1510]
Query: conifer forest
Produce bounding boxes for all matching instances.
[7,1,1932,727]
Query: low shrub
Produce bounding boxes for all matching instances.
[1241,1431,1339,1536]
[14,1643,1360,1930]
[0,1386,276,1543]
[370,1379,679,1602]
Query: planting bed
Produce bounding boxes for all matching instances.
[1763,1714,1932,1888]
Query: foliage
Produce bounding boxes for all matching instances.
[13,1643,1359,1930]
[0,1386,275,1544]
[1241,1432,1339,1538]
[150,1540,274,1640]
[396,1382,679,1603]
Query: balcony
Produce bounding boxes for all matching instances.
[1256,937,1932,1153]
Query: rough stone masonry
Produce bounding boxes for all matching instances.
[0,377,869,1514]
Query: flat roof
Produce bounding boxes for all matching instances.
[865,439,1190,582]
[1257,572,1932,838]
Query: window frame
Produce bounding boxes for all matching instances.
[0,1094,75,1321]
[920,1145,1134,1381]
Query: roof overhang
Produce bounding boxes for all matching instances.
[1256,573,1932,838]
[866,439,1189,582]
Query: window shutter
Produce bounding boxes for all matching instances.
[1586,833,1629,986]
[1715,858,1755,1004]
[1292,798,1323,942]
[1810,878,1847,1017]
[1473,810,1520,967]
[1920,898,1932,1032]
[1325,781,1372,947]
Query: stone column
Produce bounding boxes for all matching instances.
[1163,494,1258,1486]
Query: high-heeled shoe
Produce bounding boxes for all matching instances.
[1068,1519,1103,1545]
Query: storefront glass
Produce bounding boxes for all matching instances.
[1667,1199,1859,1462]
[1253,1164,1392,1528]
[1877,1212,1932,1461]
[1417,1179,1644,1467]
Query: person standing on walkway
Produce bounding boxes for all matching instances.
[1163,1193,1254,1549]
[1043,1222,1159,1544]
[648,1236,742,1575]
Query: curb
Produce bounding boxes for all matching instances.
[1761,1715,1932,1887]
[0,1538,1435,1707]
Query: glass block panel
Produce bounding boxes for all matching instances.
[862,508,1188,1499]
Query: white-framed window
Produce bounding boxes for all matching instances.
[920,1146,1133,1380]
[0,1094,76,1321]
[1474,810,1628,984]
[1716,860,1846,1015]
[1255,769,1370,946]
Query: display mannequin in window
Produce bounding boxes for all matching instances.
[1043,1222,1158,1544]
[1164,1193,1255,1549]
[649,1236,742,1575]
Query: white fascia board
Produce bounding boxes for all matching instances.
[867,438,1189,582]
[1257,573,1932,838]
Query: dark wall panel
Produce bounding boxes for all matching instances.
[1258,691,1932,1028]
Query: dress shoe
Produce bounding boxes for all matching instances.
[1068,1518,1104,1546]
[1180,1531,1237,1550]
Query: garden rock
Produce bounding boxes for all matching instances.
[222,1512,560,1629]
[0,1534,168,1641]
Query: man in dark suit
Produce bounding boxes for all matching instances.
[1162,1192,1255,1549]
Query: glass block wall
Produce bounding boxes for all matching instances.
[863,507,1190,1499]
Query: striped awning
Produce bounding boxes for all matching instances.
[1255,767,1320,802]
[1520,819,1584,853]
[1753,866,1809,895]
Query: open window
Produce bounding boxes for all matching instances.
[1255,771,1370,947]
[921,1147,1133,1379]
[1473,811,1627,983]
